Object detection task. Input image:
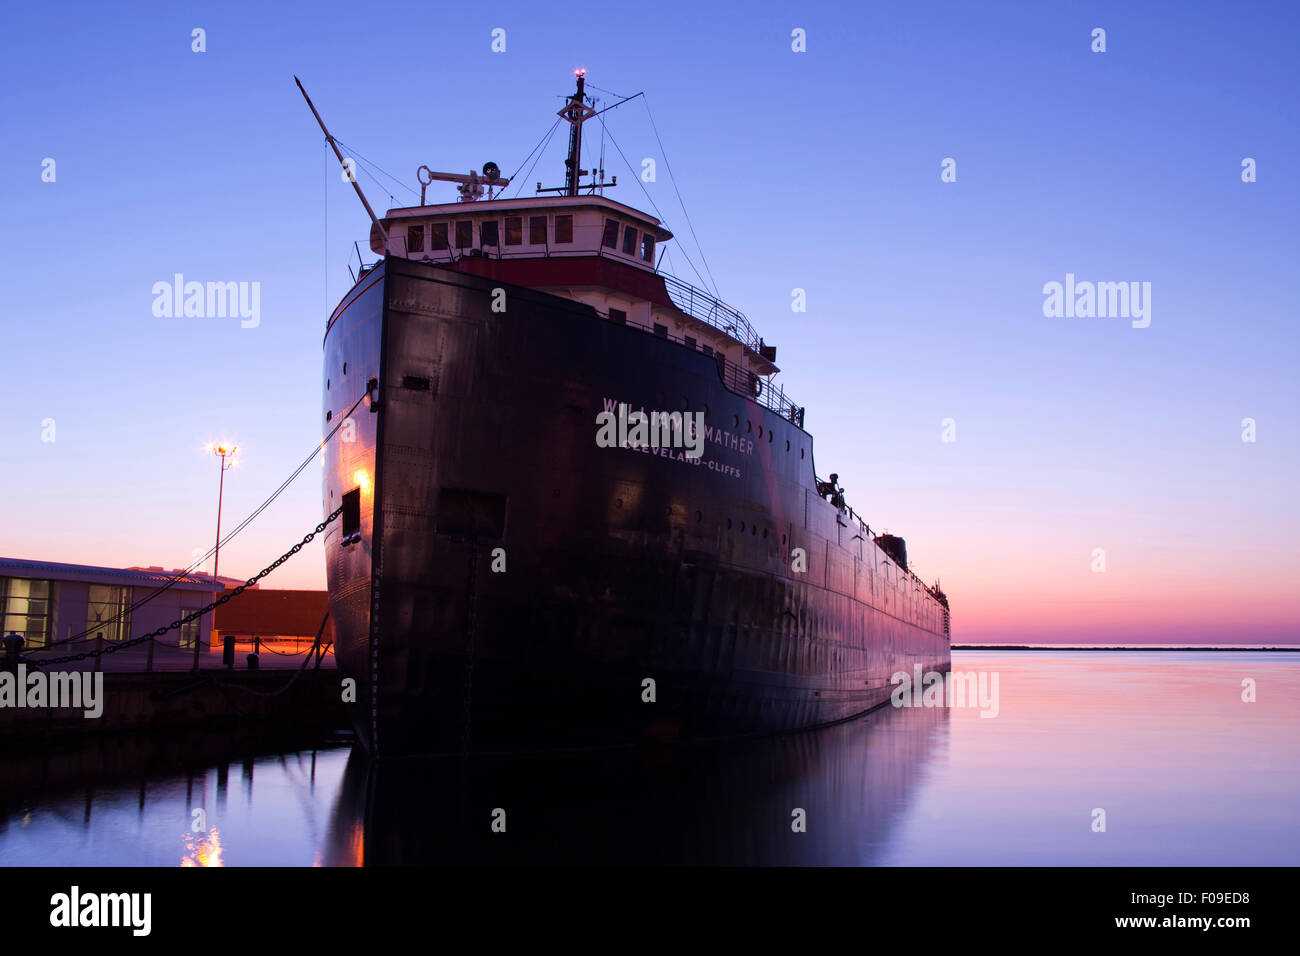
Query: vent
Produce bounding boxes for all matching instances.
[401,375,431,391]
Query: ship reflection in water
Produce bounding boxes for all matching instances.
[1,652,1297,866]
[324,704,946,866]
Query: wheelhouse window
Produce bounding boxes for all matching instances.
[455,220,473,249]
[86,584,132,642]
[505,217,523,246]
[602,218,620,249]
[642,234,656,263]
[622,226,638,256]
[480,220,500,247]
[0,577,53,647]
[407,224,425,253]
[610,308,627,325]
[529,216,547,245]
[554,215,573,244]
[430,223,449,250]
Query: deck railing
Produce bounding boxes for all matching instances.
[659,272,763,354]
[830,490,947,602]
[353,253,802,422]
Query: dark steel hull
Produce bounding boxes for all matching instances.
[323,256,950,757]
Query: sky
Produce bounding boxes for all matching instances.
[0,1,1295,644]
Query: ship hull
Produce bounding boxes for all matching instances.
[323,256,949,757]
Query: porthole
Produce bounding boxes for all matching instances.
[800,448,805,459]
[763,528,769,539]
[327,378,331,390]
[746,420,752,433]
[769,431,774,443]
[727,518,732,530]
[343,362,348,374]
[733,414,739,428]
[616,498,624,509]
[781,533,786,544]
[752,524,757,536]
[326,410,332,421]
[785,439,791,451]
[740,521,745,532]
[696,510,703,522]
[757,424,763,438]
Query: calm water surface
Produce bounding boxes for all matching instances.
[1,651,1296,865]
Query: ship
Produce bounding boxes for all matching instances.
[306,72,951,757]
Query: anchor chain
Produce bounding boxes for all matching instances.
[25,507,343,667]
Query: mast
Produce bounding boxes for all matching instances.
[295,75,390,251]
[560,69,594,197]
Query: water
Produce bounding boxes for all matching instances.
[1,651,1296,866]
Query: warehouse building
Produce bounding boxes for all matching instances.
[0,557,224,649]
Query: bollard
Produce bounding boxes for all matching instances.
[246,635,261,670]
[246,652,260,671]
[223,635,235,669]
[2,632,23,673]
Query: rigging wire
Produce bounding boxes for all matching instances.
[596,112,712,290]
[506,118,563,198]
[334,139,420,200]
[512,119,563,198]
[642,94,719,295]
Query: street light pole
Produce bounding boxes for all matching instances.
[196,443,236,671]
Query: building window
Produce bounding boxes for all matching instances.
[529,216,547,244]
[406,224,425,253]
[642,234,656,263]
[86,584,132,641]
[430,223,449,250]
[622,226,638,255]
[0,577,53,648]
[602,218,620,249]
[684,335,696,349]
[480,220,500,247]
[554,215,573,244]
[505,217,523,246]
[702,345,714,357]
[610,308,627,325]
[455,220,473,249]
[179,615,201,649]
[653,323,668,338]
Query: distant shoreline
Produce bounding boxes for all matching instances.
[952,645,1300,652]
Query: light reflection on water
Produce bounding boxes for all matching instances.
[0,651,1296,866]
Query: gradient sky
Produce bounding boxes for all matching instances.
[1,1,1295,644]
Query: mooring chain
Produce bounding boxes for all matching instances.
[25,508,344,667]
[461,535,480,752]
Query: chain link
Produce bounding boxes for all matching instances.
[24,507,344,667]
